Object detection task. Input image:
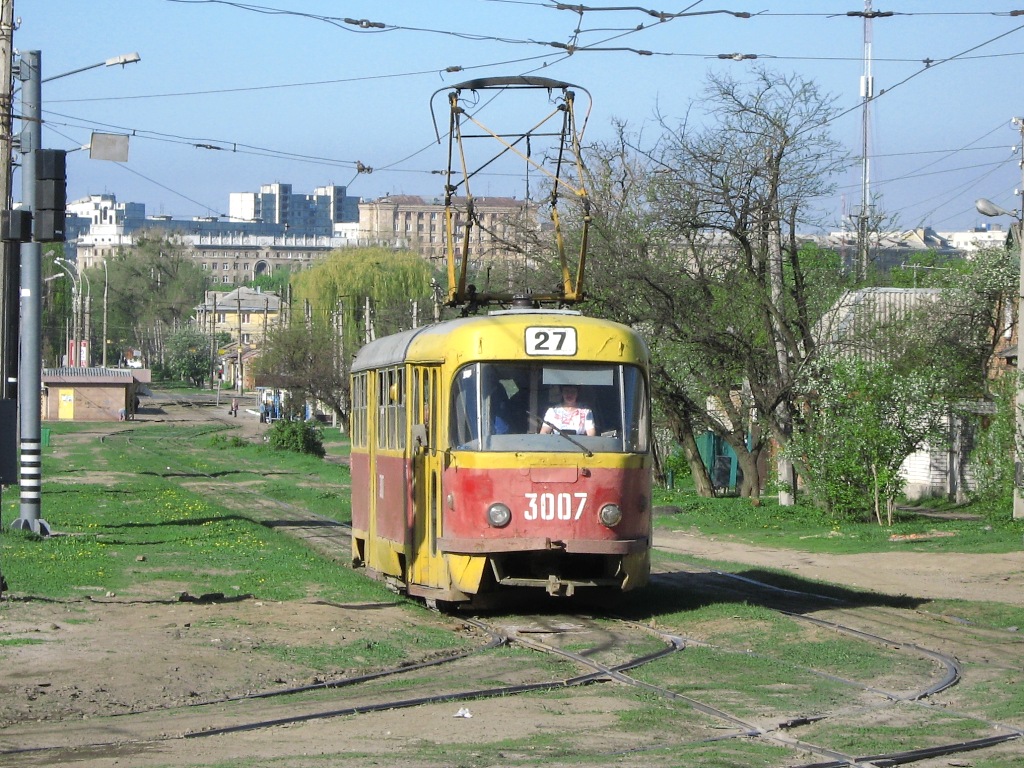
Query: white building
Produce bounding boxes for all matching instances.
[228,183,359,235]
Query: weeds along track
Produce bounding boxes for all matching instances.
[30,402,1022,766]
[646,559,1024,766]
[96,393,354,561]
[13,601,1013,768]
[0,614,689,762]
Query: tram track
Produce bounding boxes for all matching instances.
[4,557,1020,767]
[10,404,1021,766]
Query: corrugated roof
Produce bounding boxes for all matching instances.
[43,367,138,384]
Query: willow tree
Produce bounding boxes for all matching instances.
[291,247,436,351]
[257,248,435,422]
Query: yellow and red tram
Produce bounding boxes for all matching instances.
[349,308,652,604]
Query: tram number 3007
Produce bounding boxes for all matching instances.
[524,492,588,521]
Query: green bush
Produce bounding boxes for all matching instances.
[209,434,250,449]
[967,375,1016,507]
[267,419,326,457]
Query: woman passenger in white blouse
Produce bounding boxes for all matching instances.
[540,385,596,436]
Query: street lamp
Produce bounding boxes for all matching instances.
[976,195,1024,520]
[55,257,89,366]
[51,257,79,366]
[101,260,108,368]
[41,52,140,84]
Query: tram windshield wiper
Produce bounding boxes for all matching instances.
[541,419,593,457]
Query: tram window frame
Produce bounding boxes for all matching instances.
[351,372,368,449]
[376,366,407,451]
[449,362,649,453]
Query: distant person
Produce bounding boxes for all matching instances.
[540,385,596,436]
[231,397,239,417]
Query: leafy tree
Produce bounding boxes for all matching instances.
[251,321,348,422]
[40,243,71,366]
[291,247,435,349]
[249,267,291,296]
[90,231,209,365]
[788,357,947,522]
[166,325,213,387]
[967,373,1015,506]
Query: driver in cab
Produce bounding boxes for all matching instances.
[540,385,596,436]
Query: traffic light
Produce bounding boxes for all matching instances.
[34,149,66,242]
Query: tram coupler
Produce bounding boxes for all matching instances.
[546,575,575,597]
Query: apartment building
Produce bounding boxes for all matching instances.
[357,194,535,264]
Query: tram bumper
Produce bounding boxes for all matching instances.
[439,536,649,595]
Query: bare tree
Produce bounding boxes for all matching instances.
[585,70,850,498]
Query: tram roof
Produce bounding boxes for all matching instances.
[350,310,648,373]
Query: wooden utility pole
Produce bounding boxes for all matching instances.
[0,0,9,598]
[0,0,17,399]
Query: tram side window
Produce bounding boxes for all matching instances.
[351,372,368,449]
[394,368,406,450]
[375,367,407,450]
[450,365,481,448]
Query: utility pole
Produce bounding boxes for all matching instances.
[1014,118,1024,520]
[101,260,108,367]
[849,3,893,281]
[236,293,243,394]
[12,50,49,534]
[209,292,217,388]
[0,0,12,595]
[0,0,16,400]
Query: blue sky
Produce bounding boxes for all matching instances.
[21,1,1024,232]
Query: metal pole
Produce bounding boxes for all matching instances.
[80,268,90,366]
[12,50,49,535]
[0,0,18,402]
[101,260,108,367]
[54,259,78,365]
[236,293,242,394]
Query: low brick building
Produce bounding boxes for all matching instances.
[42,367,149,422]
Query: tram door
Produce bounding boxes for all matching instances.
[409,366,443,589]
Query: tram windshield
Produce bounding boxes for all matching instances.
[449,362,649,453]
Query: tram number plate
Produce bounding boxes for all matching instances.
[525,326,577,356]
[524,492,587,521]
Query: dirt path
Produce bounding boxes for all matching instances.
[655,529,1024,606]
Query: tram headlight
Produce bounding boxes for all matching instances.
[487,502,512,528]
[598,503,623,528]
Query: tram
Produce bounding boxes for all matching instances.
[349,77,652,604]
[350,309,651,603]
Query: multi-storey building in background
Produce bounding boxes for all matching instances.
[357,194,532,263]
[67,189,535,281]
[68,190,361,280]
[65,187,1010,292]
[228,183,358,234]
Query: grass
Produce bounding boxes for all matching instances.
[1,420,359,601]
[801,707,1000,760]
[653,482,1024,555]
[4,411,1021,767]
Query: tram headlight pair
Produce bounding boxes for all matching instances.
[487,502,512,528]
[598,503,623,528]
